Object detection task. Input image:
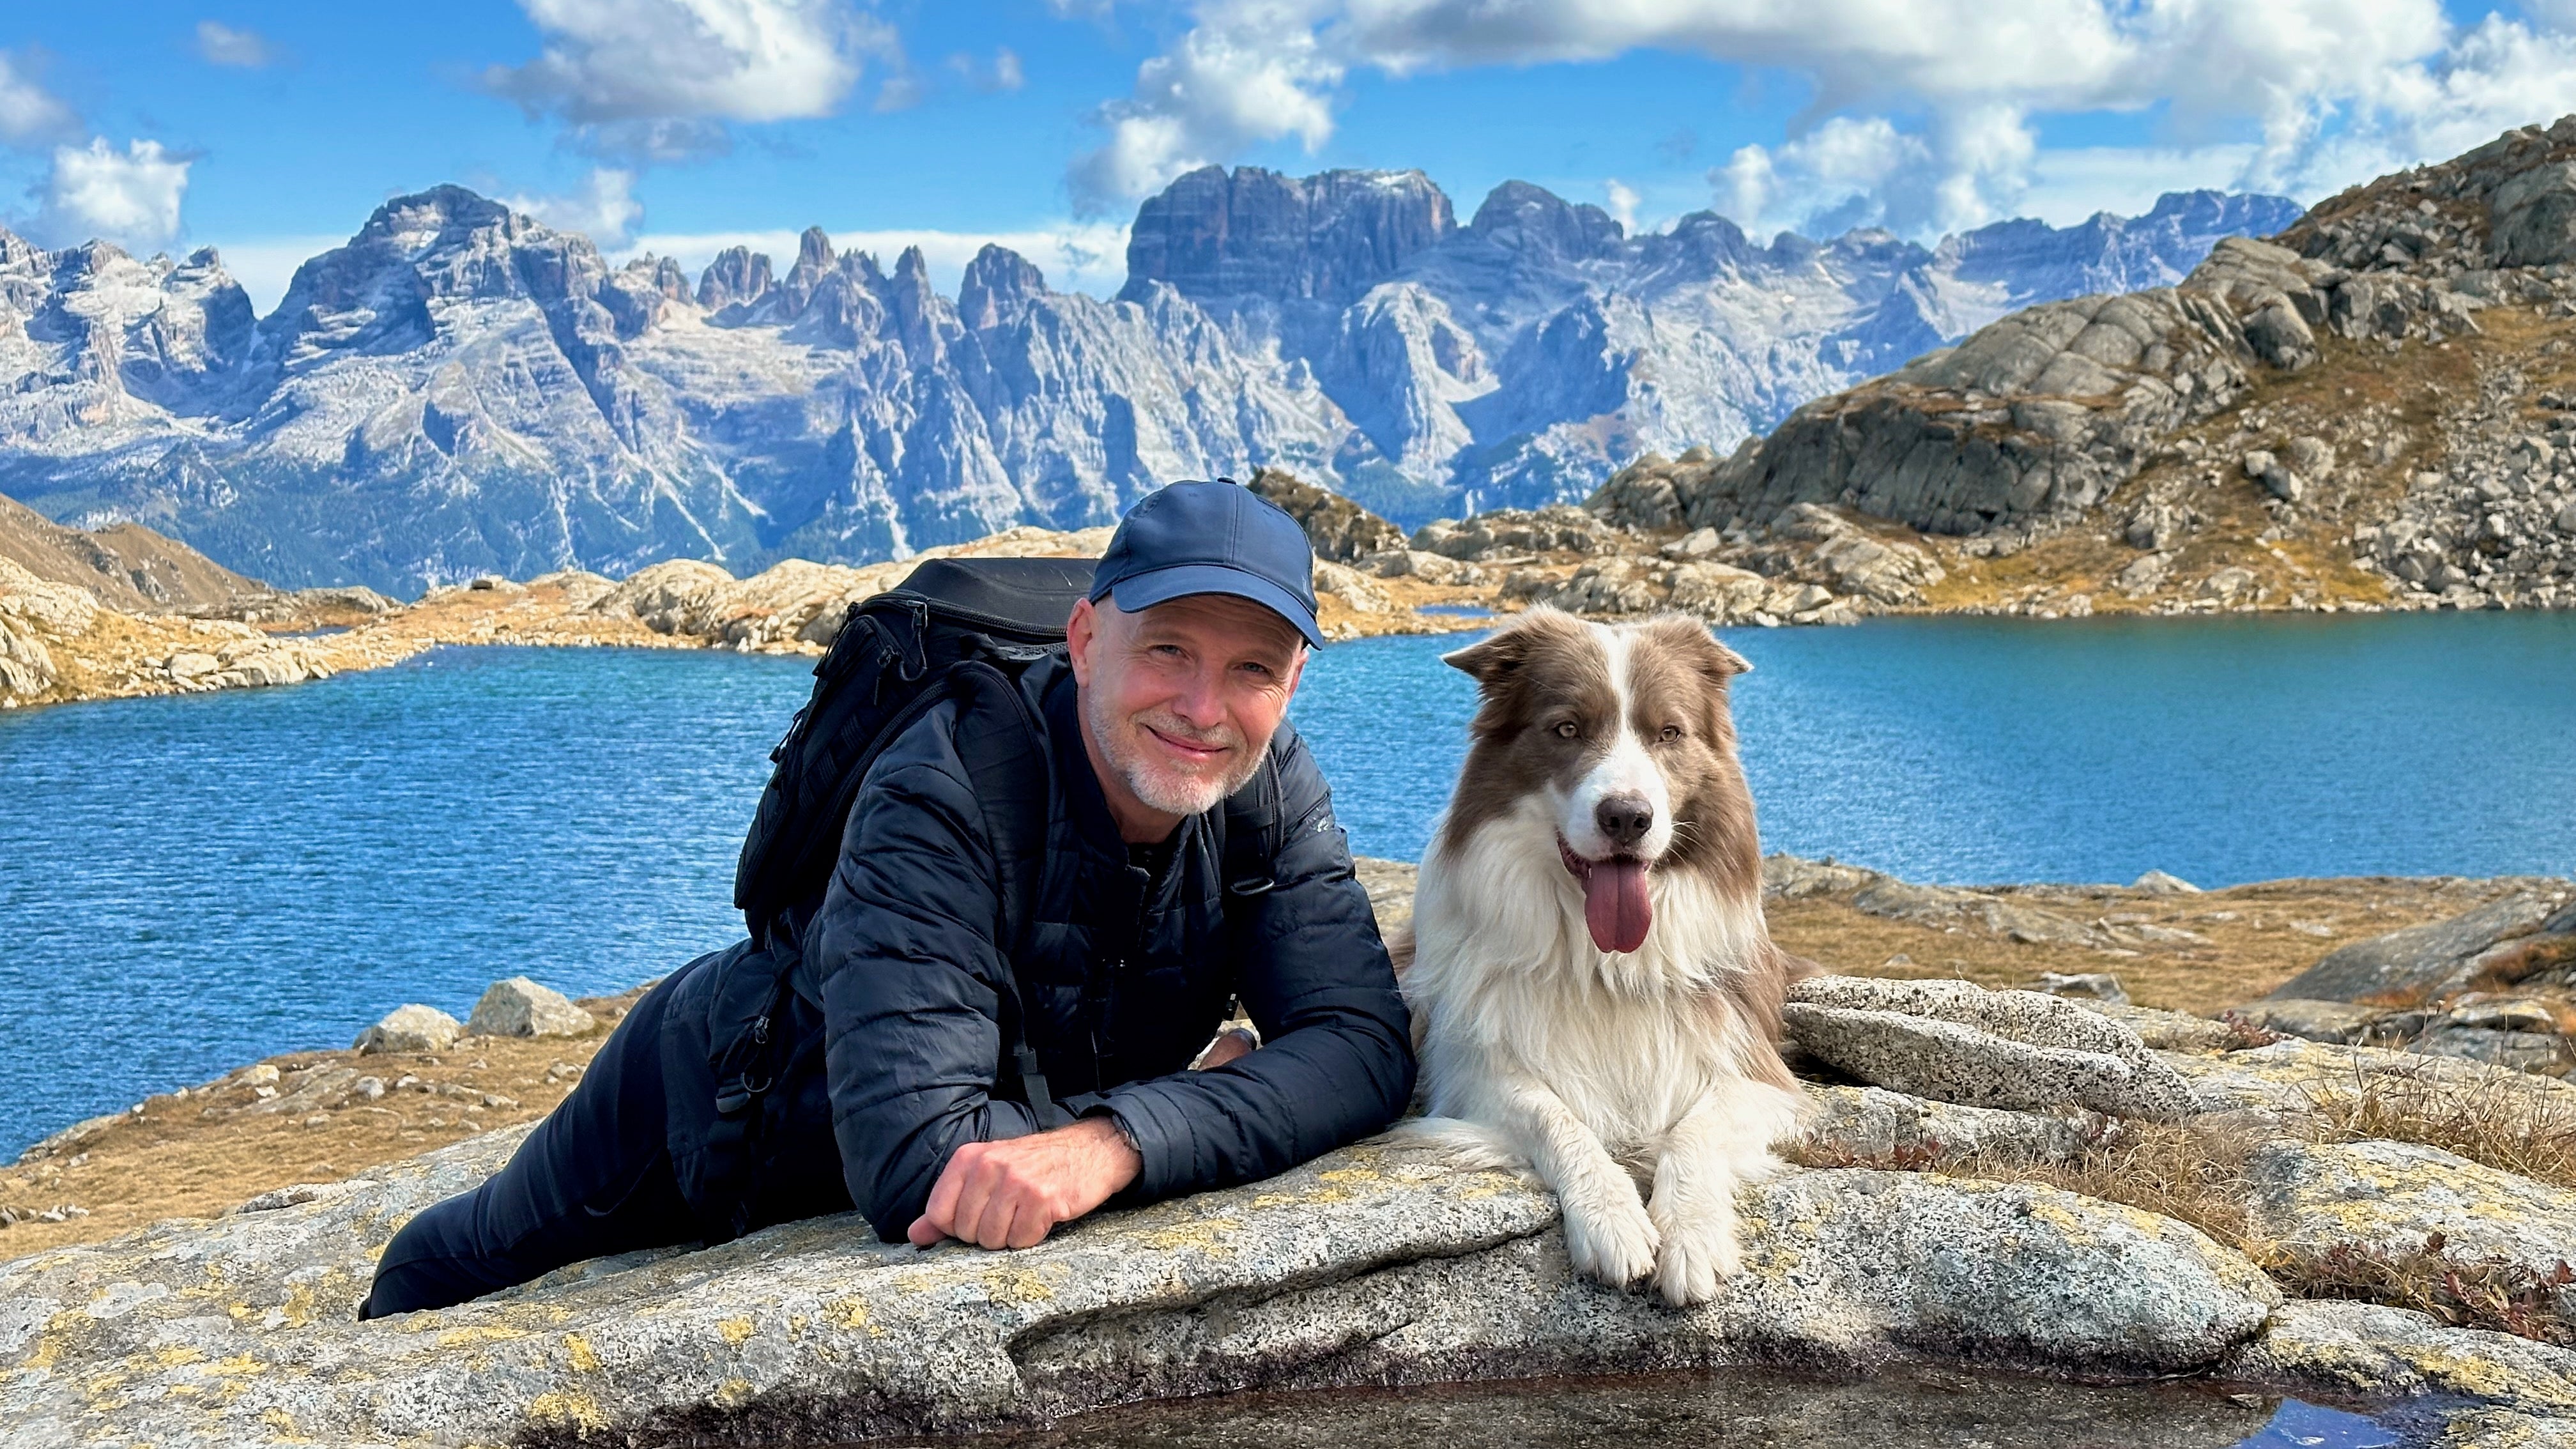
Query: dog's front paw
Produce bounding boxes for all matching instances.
[1560,1187,1659,1289]
[1651,1213,1741,1307]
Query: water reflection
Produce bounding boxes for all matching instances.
[898,1368,2417,1449]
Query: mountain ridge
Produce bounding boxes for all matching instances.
[0,170,2296,594]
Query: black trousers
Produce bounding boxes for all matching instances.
[358,974,695,1319]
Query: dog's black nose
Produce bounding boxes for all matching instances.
[1595,795,1653,850]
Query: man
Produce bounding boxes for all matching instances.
[362,481,1414,1317]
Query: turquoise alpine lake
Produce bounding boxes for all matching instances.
[1,610,2572,1155]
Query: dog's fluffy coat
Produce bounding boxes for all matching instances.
[1400,608,1804,1306]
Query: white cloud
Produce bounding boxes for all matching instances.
[0,49,79,146]
[621,219,1131,298]
[1603,178,1640,233]
[2011,142,2269,226]
[1075,0,2576,237]
[33,138,192,252]
[1070,2,1343,212]
[503,167,645,247]
[484,0,890,158]
[194,20,279,68]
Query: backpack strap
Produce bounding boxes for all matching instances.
[946,661,1075,1131]
[1214,749,1285,903]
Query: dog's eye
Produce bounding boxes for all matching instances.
[1551,721,1579,739]
[1659,724,1683,742]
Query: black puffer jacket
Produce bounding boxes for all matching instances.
[664,656,1414,1241]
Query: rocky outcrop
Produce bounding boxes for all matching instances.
[1584,235,2406,540]
[1783,976,2202,1121]
[29,924,2576,1441]
[1796,1084,2108,1168]
[464,978,595,1039]
[352,1004,462,1055]
[2270,888,2576,1007]
[2245,888,2576,1077]
[0,558,93,703]
[29,968,2576,1445]
[1571,116,2576,622]
[1247,466,1406,562]
[2222,1300,2576,1416]
[0,1128,2285,1447]
[2246,1138,2576,1337]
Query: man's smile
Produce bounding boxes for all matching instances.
[1142,723,1231,764]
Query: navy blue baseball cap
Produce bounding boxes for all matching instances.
[1090,480,1326,648]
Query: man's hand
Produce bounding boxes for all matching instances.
[906,1117,1142,1250]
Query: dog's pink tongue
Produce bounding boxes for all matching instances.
[1584,860,1652,954]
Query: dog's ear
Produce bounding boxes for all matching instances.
[1641,614,1751,687]
[1442,608,1582,686]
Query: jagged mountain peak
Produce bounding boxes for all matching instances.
[0,149,2319,592]
[960,243,1047,331]
[1122,162,1457,307]
[1464,180,1624,259]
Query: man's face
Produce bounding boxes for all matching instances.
[1068,592,1307,831]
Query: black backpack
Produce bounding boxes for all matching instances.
[716,554,1283,1142]
[734,554,1096,951]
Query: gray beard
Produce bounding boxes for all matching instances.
[1082,687,1261,818]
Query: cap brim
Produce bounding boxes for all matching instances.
[1105,563,1327,648]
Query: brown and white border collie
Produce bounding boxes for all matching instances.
[1400,607,1805,1307]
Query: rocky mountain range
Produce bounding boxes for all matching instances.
[0,170,2293,594]
[1126,171,2297,520]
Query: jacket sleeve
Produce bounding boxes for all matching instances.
[806,723,1045,1240]
[1094,726,1417,1200]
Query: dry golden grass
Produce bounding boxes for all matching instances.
[1767,874,2517,1016]
[2294,1060,2576,1190]
[0,988,642,1258]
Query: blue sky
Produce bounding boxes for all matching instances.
[5,1,2573,312]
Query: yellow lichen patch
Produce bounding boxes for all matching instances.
[436,1324,530,1348]
[1317,1166,1384,1187]
[562,1333,600,1373]
[279,1282,319,1328]
[524,1389,610,1432]
[831,1295,887,1335]
[205,1354,266,1378]
[1122,1215,1246,1254]
[711,1376,758,1409]
[979,1266,1057,1305]
[718,1315,756,1344]
[82,1370,128,1399]
[151,1344,206,1367]
[259,1406,308,1441]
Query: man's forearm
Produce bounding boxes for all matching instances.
[904,1117,1142,1250]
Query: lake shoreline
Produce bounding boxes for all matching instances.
[11,536,2546,716]
[4,854,2559,1257]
